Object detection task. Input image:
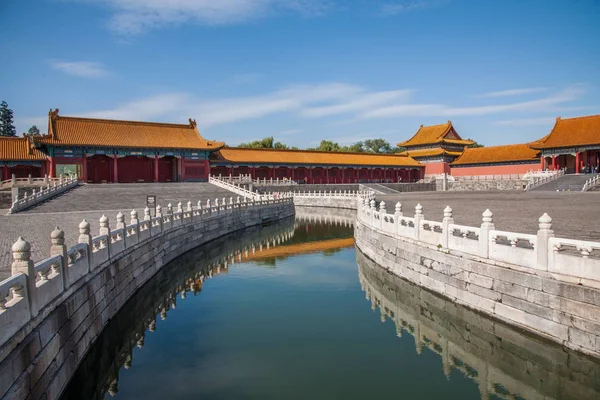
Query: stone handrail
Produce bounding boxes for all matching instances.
[582,175,600,192]
[524,168,565,191]
[455,174,525,181]
[0,174,63,189]
[0,194,293,349]
[8,176,79,214]
[357,197,600,283]
[209,175,266,200]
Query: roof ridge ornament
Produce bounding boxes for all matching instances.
[189,118,197,128]
[49,108,59,120]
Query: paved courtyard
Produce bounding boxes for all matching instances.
[378,191,600,242]
[0,186,599,280]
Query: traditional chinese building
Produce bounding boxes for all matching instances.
[210,147,424,183]
[450,143,540,176]
[530,114,600,173]
[33,109,224,183]
[0,137,47,180]
[398,121,474,177]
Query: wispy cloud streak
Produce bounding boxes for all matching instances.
[478,87,548,98]
[48,60,109,78]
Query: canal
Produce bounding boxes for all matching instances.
[62,211,600,400]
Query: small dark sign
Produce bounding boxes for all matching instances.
[147,195,157,216]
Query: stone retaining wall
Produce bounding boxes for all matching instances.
[0,200,294,400]
[254,184,359,194]
[449,179,526,191]
[292,196,359,210]
[356,250,600,400]
[354,214,600,358]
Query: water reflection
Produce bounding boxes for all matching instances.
[356,250,600,400]
[61,214,354,400]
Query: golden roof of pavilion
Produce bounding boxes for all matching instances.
[35,109,224,150]
[398,121,474,148]
[213,147,422,167]
[529,114,600,149]
[451,143,539,165]
[0,137,47,161]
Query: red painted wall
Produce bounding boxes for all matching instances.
[423,162,451,176]
[451,163,539,177]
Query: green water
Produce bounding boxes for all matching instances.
[62,215,600,400]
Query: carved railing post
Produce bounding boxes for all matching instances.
[414,204,423,240]
[442,206,453,249]
[479,209,495,258]
[130,209,140,239]
[79,219,92,269]
[50,227,69,288]
[144,207,151,221]
[116,211,125,229]
[156,205,163,218]
[537,213,554,271]
[11,237,37,315]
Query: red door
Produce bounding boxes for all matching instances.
[118,156,153,183]
[158,156,175,182]
[87,155,112,183]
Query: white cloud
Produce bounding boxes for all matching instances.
[478,87,548,98]
[495,117,557,126]
[381,1,433,15]
[359,84,586,119]
[84,0,331,35]
[48,60,109,78]
[301,90,412,117]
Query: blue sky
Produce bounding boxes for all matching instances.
[1,0,599,147]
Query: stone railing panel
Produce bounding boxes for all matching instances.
[488,230,537,269]
[0,273,30,347]
[448,223,480,256]
[32,255,64,313]
[8,176,79,214]
[548,237,600,281]
[150,217,162,237]
[91,235,110,270]
[125,223,139,247]
[419,220,444,246]
[110,228,126,256]
[139,220,151,242]
[66,243,89,287]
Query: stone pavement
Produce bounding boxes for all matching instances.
[0,183,237,280]
[377,191,600,242]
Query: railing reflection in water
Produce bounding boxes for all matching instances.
[61,212,355,400]
[356,250,600,400]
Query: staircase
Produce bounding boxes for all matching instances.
[531,174,598,192]
[360,183,399,194]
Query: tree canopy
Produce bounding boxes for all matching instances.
[307,138,404,154]
[237,136,298,150]
[0,101,16,137]
[23,125,41,138]
[467,139,484,148]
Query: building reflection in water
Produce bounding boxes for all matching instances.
[356,249,600,400]
[61,210,355,400]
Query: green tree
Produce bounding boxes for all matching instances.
[347,141,365,153]
[0,101,17,137]
[362,138,402,154]
[238,136,293,149]
[467,139,484,148]
[23,125,41,138]
[308,140,342,152]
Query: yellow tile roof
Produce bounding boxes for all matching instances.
[0,137,47,161]
[35,109,224,150]
[398,121,474,147]
[214,147,423,167]
[242,238,355,261]
[530,114,600,149]
[451,143,539,165]
[401,148,463,158]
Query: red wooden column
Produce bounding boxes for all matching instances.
[370,168,374,181]
[251,166,255,179]
[113,154,119,183]
[82,154,88,182]
[154,155,159,182]
[181,156,186,182]
[2,165,8,181]
[325,168,329,184]
[48,157,54,178]
[576,152,580,173]
[551,155,556,170]
[341,168,345,183]
[309,168,313,184]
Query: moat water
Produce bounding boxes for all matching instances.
[62,211,600,400]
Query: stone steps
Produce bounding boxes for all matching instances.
[532,174,597,192]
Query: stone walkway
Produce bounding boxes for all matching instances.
[377,191,600,242]
[0,183,237,280]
